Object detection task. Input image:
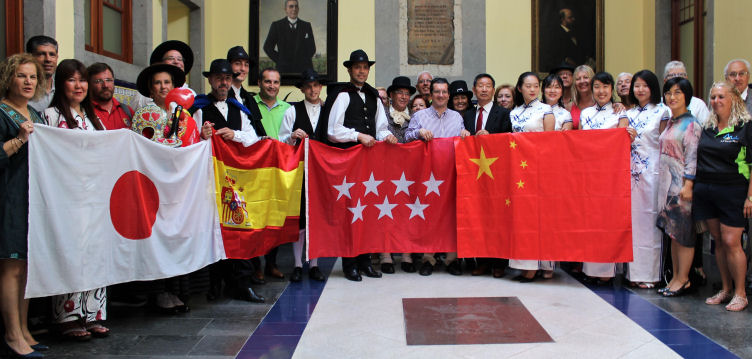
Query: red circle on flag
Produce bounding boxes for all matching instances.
[109,171,159,240]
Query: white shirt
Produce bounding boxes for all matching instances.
[327,88,391,143]
[580,102,626,130]
[510,99,553,133]
[231,84,243,104]
[193,99,259,147]
[279,100,321,145]
[551,104,573,130]
[742,87,748,101]
[472,101,494,131]
[43,107,103,131]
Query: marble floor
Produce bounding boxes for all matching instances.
[27,248,750,359]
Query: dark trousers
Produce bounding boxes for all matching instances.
[476,257,509,269]
[342,254,371,272]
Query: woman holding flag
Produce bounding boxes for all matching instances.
[0,53,48,357]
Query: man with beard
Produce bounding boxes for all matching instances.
[26,35,58,112]
[193,59,264,303]
[87,63,134,130]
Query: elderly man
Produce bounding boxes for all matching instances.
[616,72,634,109]
[88,63,134,130]
[263,0,316,73]
[405,77,469,276]
[663,61,709,125]
[279,69,327,282]
[326,49,398,281]
[724,59,752,115]
[26,35,58,112]
[416,71,433,103]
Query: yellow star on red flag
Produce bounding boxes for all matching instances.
[520,160,528,169]
[469,146,498,179]
[509,140,517,149]
[516,180,525,189]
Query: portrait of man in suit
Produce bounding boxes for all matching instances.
[537,0,598,73]
[263,0,317,74]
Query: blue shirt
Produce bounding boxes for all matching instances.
[404,106,466,141]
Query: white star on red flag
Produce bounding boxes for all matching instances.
[362,172,382,197]
[392,172,414,196]
[348,199,367,223]
[333,176,355,200]
[374,196,398,219]
[405,198,429,219]
[423,172,443,196]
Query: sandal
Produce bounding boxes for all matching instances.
[637,282,656,289]
[60,322,92,341]
[85,322,110,338]
[706,290,733,305]
[725,295,748,312]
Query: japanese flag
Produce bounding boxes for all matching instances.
[26,125,224,298]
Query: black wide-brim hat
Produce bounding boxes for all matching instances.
[549,61,576,75]
[136,63,186,97]
[227,46,252,64]
[449,80,473,101]
[202,59,238,78]
[295,69,327,88]
[150,40,194,73]
[343,49,375,68]
[386,76,416,95]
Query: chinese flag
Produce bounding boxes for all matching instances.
[306,138,456,259]
[454,129,633,262]
[212,136,303,259]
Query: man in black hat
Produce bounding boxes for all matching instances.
[263,0,316,73]
[135,40,196,111]
[278,69,327,283]
[549,62,576,110]
[383,76,415,144]
[324,49,397,281]
[227,46,266,137]
[193,59,264,303]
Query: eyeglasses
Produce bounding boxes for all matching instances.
[665,72,687,80]
[93,78,114,85]
[418,79,432,84]
[393,90,411,96]
[728,71,749,78]
[163,56,183,63]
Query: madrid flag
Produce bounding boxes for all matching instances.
[211,136,303,259]
[306,138,456,258]
[26,126,223,298]
[454,129,633,262]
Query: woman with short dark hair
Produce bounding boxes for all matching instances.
[542,74,573,131]
[656,77,701,297]
[623,70,669,289]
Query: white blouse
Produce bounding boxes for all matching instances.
[579,102,626,130]
[43,107,103,131]
[510,99,552,133]
[551,103,573,130]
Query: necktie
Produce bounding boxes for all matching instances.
[475,107,484,133]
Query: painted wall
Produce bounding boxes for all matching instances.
[486,0,531,85]
[604,0,654,74]
[54,0,75,60]
[203,0,249,90]
[153,0,163,48]
[167,0,190,44]
[713,0,752,81]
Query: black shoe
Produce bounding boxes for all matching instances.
[206,282,222,301]
[249,275,266,285]
[309,266,325,281]
[662,281,692,297]
[235,287,265,303]
[401,262,416,273]
[360,265,382,278]
[175,304,190,313]
[29,344,48,352]
[381,263,395,274]
[513,274,536,283]
[595,278,614,287]
[290,267,303,282]
[1,340,43,358]
[447,260,462,276]
[344,268,362,281]
[419,262,434,276]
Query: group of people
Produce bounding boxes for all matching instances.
[2,31,752,357]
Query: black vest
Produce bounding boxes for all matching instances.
[228,87,267,137]
[200,96,242,131]
[328,88,378,149]
[292,101,317,138]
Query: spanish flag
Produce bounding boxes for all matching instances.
[212,135,304,259]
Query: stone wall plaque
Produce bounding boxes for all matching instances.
[407,0,455,65]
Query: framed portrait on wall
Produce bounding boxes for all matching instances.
[249,0,338,85]
[532,0,604,74]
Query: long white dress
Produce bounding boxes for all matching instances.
[508,99,555,271]
[625,103,669,282]
[580,102,627,278]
